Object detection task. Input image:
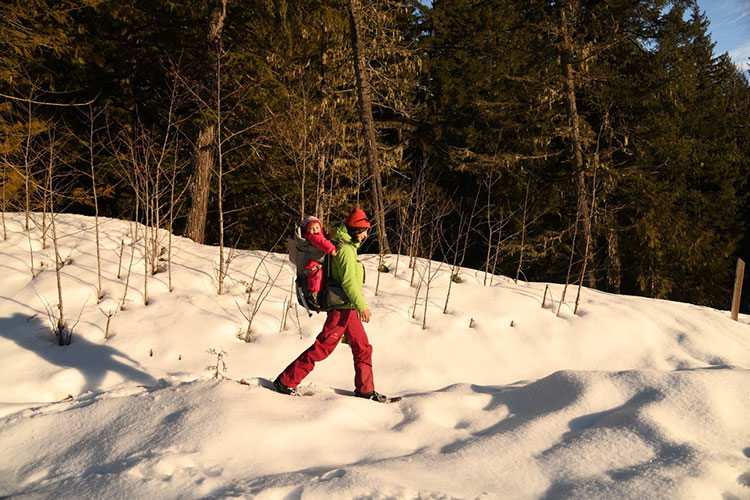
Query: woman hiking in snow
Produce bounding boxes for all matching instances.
[274,208,390,402]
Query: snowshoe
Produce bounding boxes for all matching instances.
[354,390,398,403]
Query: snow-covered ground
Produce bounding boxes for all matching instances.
[0,212,749,500]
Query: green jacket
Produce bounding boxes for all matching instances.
[331,224,367,312]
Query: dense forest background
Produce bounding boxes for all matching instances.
[2,0,749,311]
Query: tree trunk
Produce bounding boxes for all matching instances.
[348,0,390,254]
[185,0,226,244]
[605,225,621,293]
[185,124,214,244]
[559,1,594,287]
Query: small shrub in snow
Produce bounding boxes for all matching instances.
[206,348,228,379]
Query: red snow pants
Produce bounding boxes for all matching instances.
[279,309,374,393]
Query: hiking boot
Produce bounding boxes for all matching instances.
[354,390,388,403]
[273,376,296,396]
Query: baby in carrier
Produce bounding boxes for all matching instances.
[300,216,337,309]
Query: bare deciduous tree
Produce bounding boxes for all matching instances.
[574,146,600,315]
[515,177,531,284]
[45,126,71,345]
[1,156,6,240]
[557,220,579,316]
[238,262,284,343]
[119,226,137,311]
[420,219,448,329]
[444,190,480,314]
[81,104,108,301]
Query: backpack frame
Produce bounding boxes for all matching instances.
[287,224,348,316]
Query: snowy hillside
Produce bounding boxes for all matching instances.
[1,212,749,499]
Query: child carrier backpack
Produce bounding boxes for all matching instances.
[287,221,349,316]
